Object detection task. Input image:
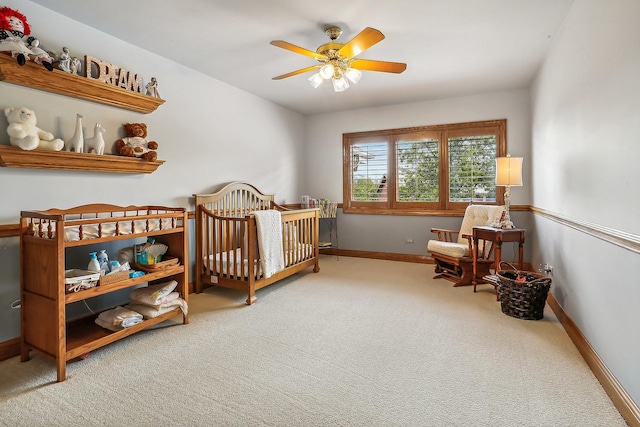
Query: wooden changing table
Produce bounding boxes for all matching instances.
[19,204,188,382]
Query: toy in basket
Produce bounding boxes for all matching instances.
[496,262,552,320]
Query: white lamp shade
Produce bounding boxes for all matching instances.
[332,75,349,92]
[308,73,324,88]
[345,68,362,84]
[495,156,523,186]
[319,64,335,79]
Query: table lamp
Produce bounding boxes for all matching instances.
[493,154,523,229]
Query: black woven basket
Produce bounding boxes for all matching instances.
[496,262,552,320]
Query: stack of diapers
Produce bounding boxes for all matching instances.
[95,306,144,331]
[126,280,188,319]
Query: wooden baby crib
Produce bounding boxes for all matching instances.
[193,182,320,304]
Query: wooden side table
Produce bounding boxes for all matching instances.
[472,226,525,296]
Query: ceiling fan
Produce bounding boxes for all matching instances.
[270,26,407,92]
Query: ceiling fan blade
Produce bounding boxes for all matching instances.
[272,65,321,80]
[270,40,327,60]
[337,27,385,59]
[350,59,407,74]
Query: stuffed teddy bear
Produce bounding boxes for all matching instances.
[0,6,52,70]
[4,107,64,151]
[115,123,158,161]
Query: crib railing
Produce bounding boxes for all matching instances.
[197,207,318,286]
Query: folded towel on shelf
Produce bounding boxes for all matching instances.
[252,210,284,279]
[95,306,144,331]
[129,280,178,305]
[131,290,179,307]
[127,297,188,319]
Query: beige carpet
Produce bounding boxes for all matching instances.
[0,256,626,426]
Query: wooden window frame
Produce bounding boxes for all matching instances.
[342,119,507,216]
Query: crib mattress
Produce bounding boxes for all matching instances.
[206,244,314,278]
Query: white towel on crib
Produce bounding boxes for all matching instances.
[252,210,284,279]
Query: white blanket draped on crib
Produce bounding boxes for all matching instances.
[252,210,284,279]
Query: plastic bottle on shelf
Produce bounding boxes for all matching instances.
[87,252,101,272]
[110,260,122,273]
[97,250,110,274]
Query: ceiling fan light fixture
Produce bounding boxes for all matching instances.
[345,67,362,84]
[308,72,324,88]
[319,63,335,79]
[271,26,406,93]
[332,75,349,92]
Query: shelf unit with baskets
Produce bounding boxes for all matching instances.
[19,204,188,382]
[314,200,338,253]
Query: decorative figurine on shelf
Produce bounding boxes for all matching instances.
[58,46,71,72]
[70,56,82,75]
[49,47,82,75]
[50,46,73,72]
[4,107,64,151]
[65,113,84,152]
[115,123,158,161]
[84,122,106,155]
[145,77,160,98]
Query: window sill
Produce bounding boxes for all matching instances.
[343,207,468,216]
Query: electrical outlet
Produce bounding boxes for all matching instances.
[538,263,553,274]
[406,238,414,243]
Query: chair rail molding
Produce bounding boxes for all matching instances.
[531,206,640,254]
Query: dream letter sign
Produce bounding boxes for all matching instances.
[85,55,144,94]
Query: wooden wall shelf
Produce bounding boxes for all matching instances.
[0,54,164,114]
[0,146,164,174]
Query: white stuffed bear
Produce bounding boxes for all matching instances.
[4,107,64,151]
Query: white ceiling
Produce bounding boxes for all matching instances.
[31,0,574,116]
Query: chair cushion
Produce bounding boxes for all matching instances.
[427,240,469,258]
[458,205,505,244]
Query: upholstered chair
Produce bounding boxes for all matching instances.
[427,205,505,286]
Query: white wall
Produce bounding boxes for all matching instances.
[531,0,640,405]
[0,1,306,340]
[304,90,533,255]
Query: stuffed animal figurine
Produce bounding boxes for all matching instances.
[4,107,64,151]
[115,123,158,161]
[0,6,52,70]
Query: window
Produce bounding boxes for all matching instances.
[343,120,507,214]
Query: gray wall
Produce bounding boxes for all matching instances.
[530,0,640,405]
[306,89,533,257]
